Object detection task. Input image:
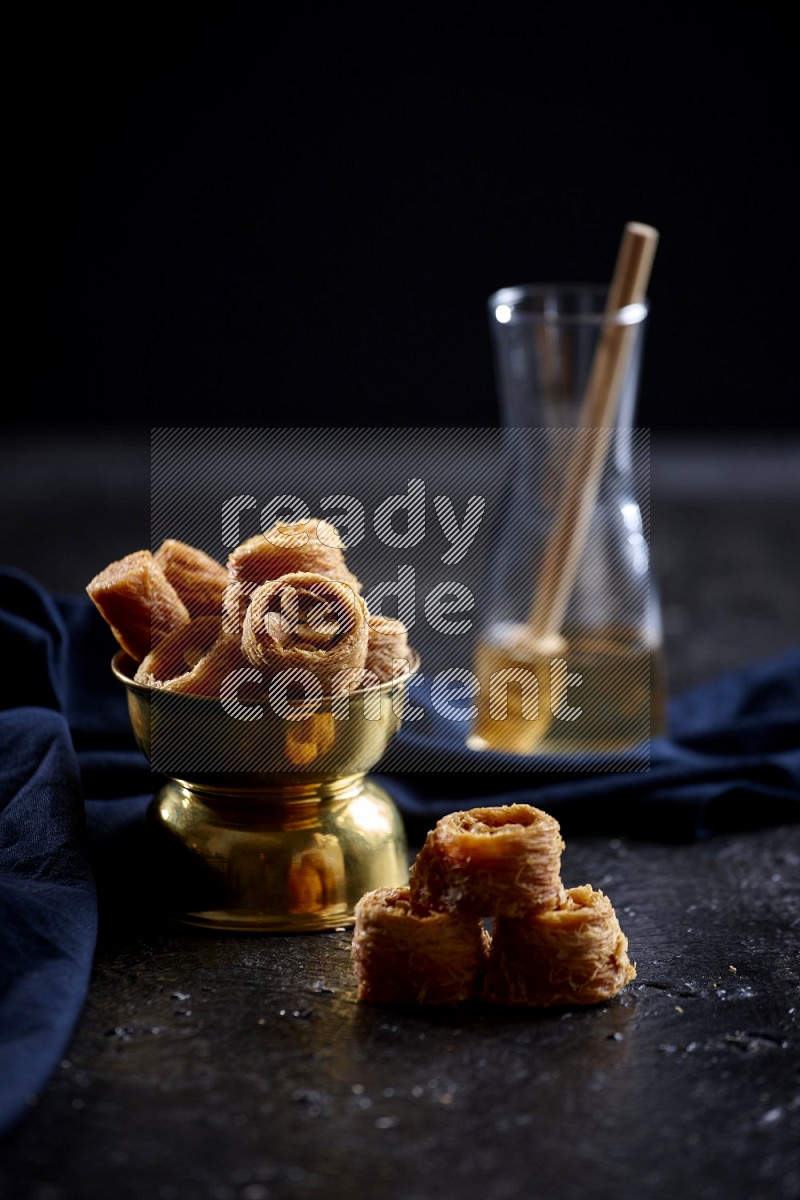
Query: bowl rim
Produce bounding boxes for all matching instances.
[111,647,422,705]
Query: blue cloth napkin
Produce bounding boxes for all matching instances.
[1,565,799,1137]
[376,646,800,843]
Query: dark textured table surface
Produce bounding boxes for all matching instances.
[4,826,800,1200]
[1,431,799,1200]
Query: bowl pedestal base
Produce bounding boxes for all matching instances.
[145,774,409,933]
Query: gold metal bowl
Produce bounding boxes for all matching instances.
[112,650,419,932]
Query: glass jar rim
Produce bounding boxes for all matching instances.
[488,283,649,327]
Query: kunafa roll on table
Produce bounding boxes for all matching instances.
[351,886,489,1005]
[409,804,565,918]
[354,806,636,1011]
[241,571,369,693]
[482,885,636,1007]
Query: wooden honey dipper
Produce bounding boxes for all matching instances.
[527,221,660,643]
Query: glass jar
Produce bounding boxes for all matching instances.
[469,283,668,759]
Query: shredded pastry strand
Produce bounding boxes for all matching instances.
[409,804,565,917]
[351,886,489,1005]
[482,884,637,1007]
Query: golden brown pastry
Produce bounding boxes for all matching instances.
[409,804,565,918]
[365,613,411,681]
[154,538,228,617]
[134,615,252,697]
[482,884,636,1007]
[329,617,413,697]
[351,886,489,1005]
[86,549,190,663]
[241,571,369,693]
[223,518,361,632]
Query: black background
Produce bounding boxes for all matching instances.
[11,6,797,434]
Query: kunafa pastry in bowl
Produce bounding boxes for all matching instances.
[133,615,252,697]
[223,518,361,634]
[241,572,369,694]
[154,538,229,618]
[89,519,418,933]
[365,613,411,681]
[87,519,402,705]
[86,549,190,663]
